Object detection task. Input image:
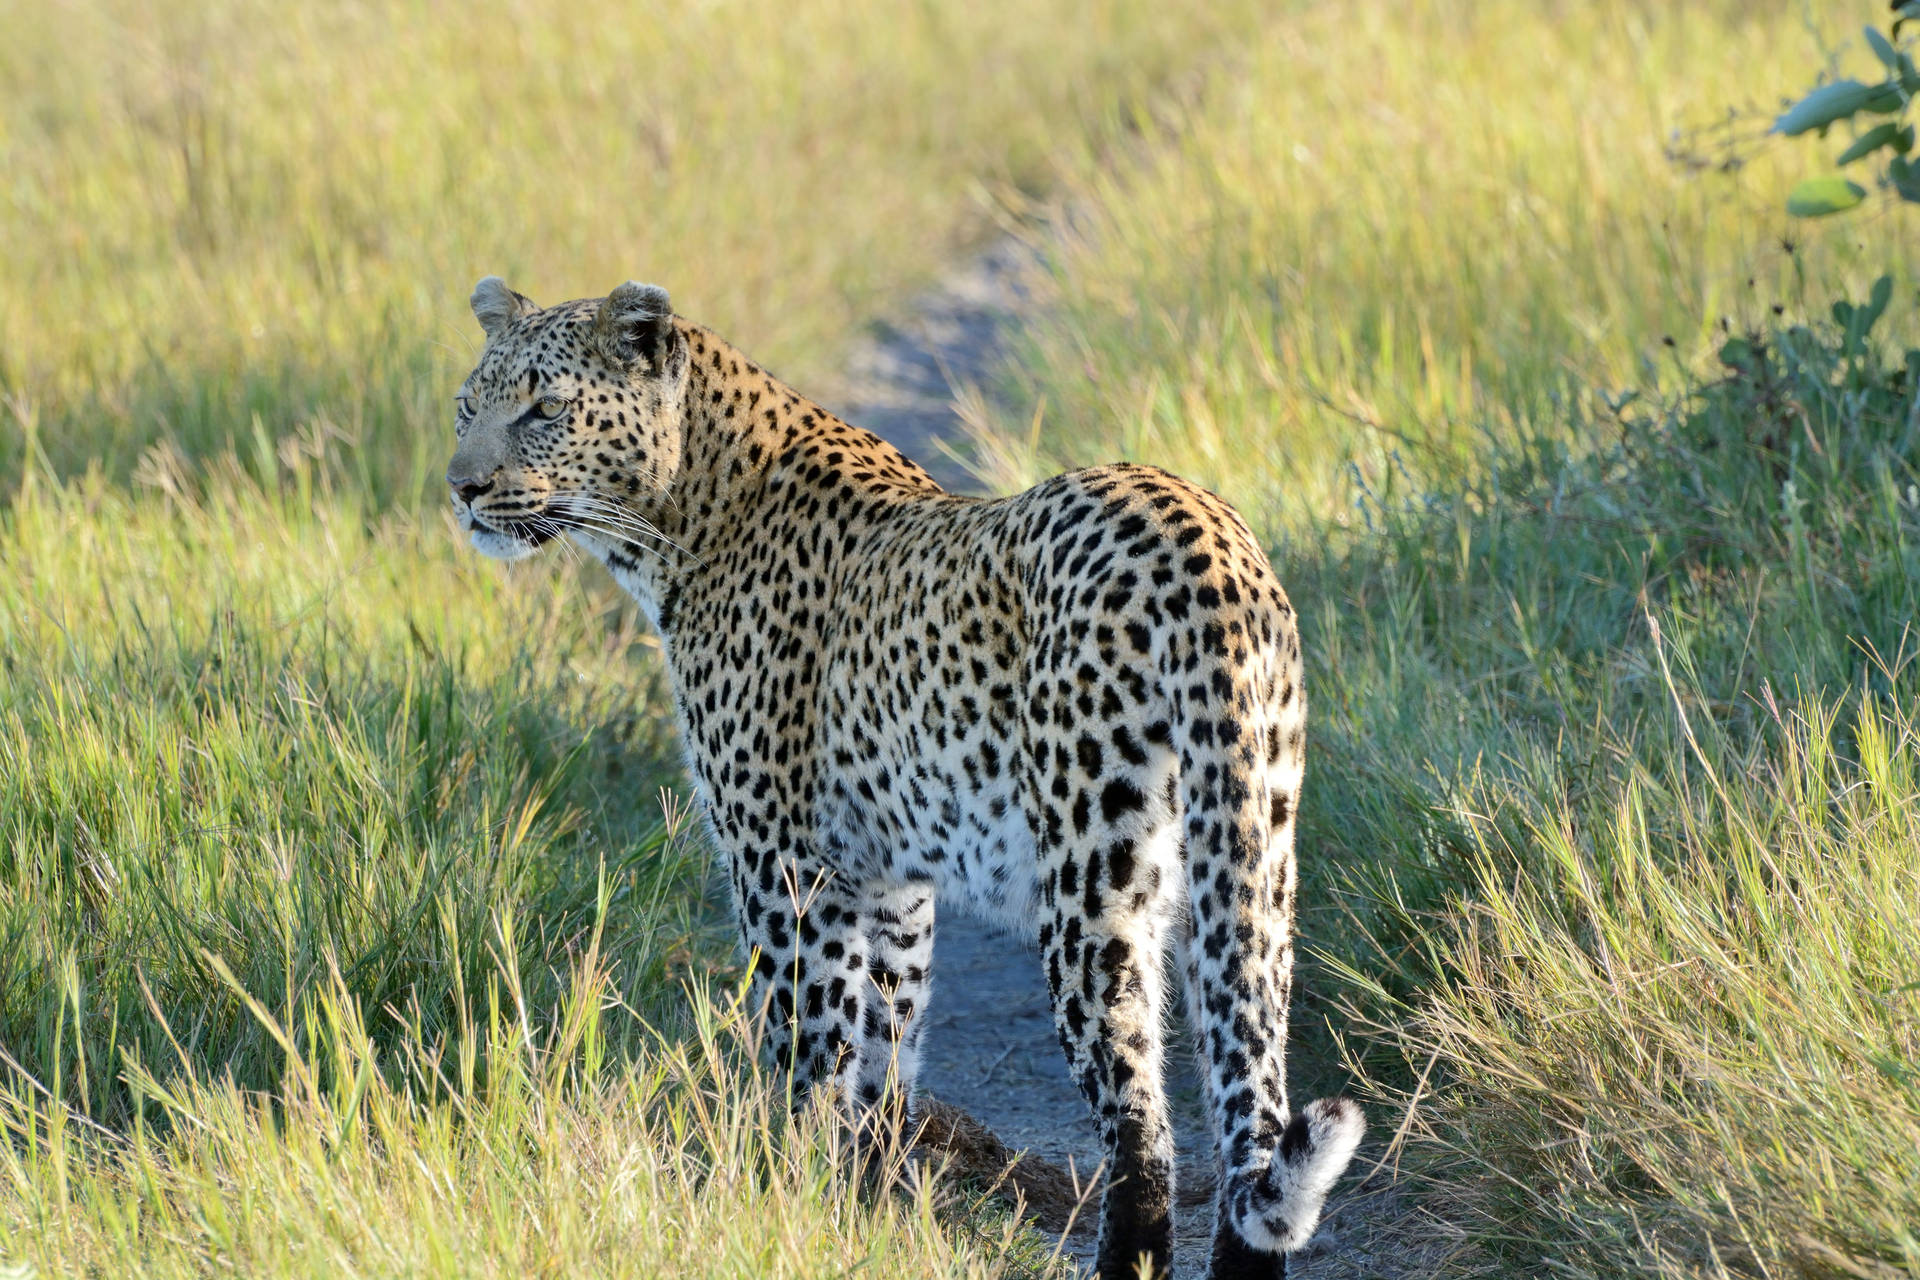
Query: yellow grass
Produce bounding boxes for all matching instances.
[979,0,1917,522]
[981,2,1920,1273]
[0,3,1258,1271]
[0,0,1262,498]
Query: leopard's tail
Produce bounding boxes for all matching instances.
[1217,1098,1366,1254]
[1177,616,1363,1256]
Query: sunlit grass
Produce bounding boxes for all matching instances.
[0,464,694,1123]
[977,0,1916,522]
[1,967,1073,1278]
[1275,311,1920,1276]
[1341,685,1920,1278]
[982,1,1920,1273]
[0,0,1264,502]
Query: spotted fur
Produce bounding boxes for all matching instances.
[447,277,1363,1279]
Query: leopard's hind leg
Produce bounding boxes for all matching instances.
[1027,728,1184,1280]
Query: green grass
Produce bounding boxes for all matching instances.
[11,0,1920,1273]
[0,469,692,1123]
[1341,689,1920,1277]
[3,966,1070,1277]
[1308,327,1920,1275]
[986,1,1920,1273]
[0,0,1263,503]
[975,0,1916,521]
[0,2,1261,1272]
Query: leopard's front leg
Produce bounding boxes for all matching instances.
[721,841,934,1139]
[725,838,873,1102]
[850,884,935,1133]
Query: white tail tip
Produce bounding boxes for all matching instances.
[1225,1096,1365,1253]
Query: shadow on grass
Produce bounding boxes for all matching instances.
[0,560,710,1134]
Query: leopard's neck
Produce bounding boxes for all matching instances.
[573,321,945,637]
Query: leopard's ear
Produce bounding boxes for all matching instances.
[471,276,538,340]
[593,281,674,370]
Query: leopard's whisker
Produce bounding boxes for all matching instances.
[551,495,704,566]
[554,510,683,572]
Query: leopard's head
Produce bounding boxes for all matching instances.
[448,276,690,561]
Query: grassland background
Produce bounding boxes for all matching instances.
[0,0,1261,500]
[981,1,1920,1274]
[4,0,1919,1275]
[0,0,1263,1272]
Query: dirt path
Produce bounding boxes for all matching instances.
[825,243,1448,1280]
[822,237,1036,496]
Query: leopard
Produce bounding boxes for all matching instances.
[446,275,1364,1279]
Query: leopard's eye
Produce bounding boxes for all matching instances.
[534,394,570,420]
[454,394,475,420]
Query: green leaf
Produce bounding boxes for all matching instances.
[1866,26,1901,71]
[1868,274,1894,328]
[1892,155,1920,202]
[1785,175,1867,217]
[1838,277,1895,352]
[1838,121,1906,164]
[1773,80,1904,136]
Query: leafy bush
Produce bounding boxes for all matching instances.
[1777,5,1920,216]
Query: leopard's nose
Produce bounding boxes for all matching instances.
[448,469,496,505]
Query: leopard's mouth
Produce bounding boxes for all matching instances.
[469,509,562,547]
[466,509,565,561]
